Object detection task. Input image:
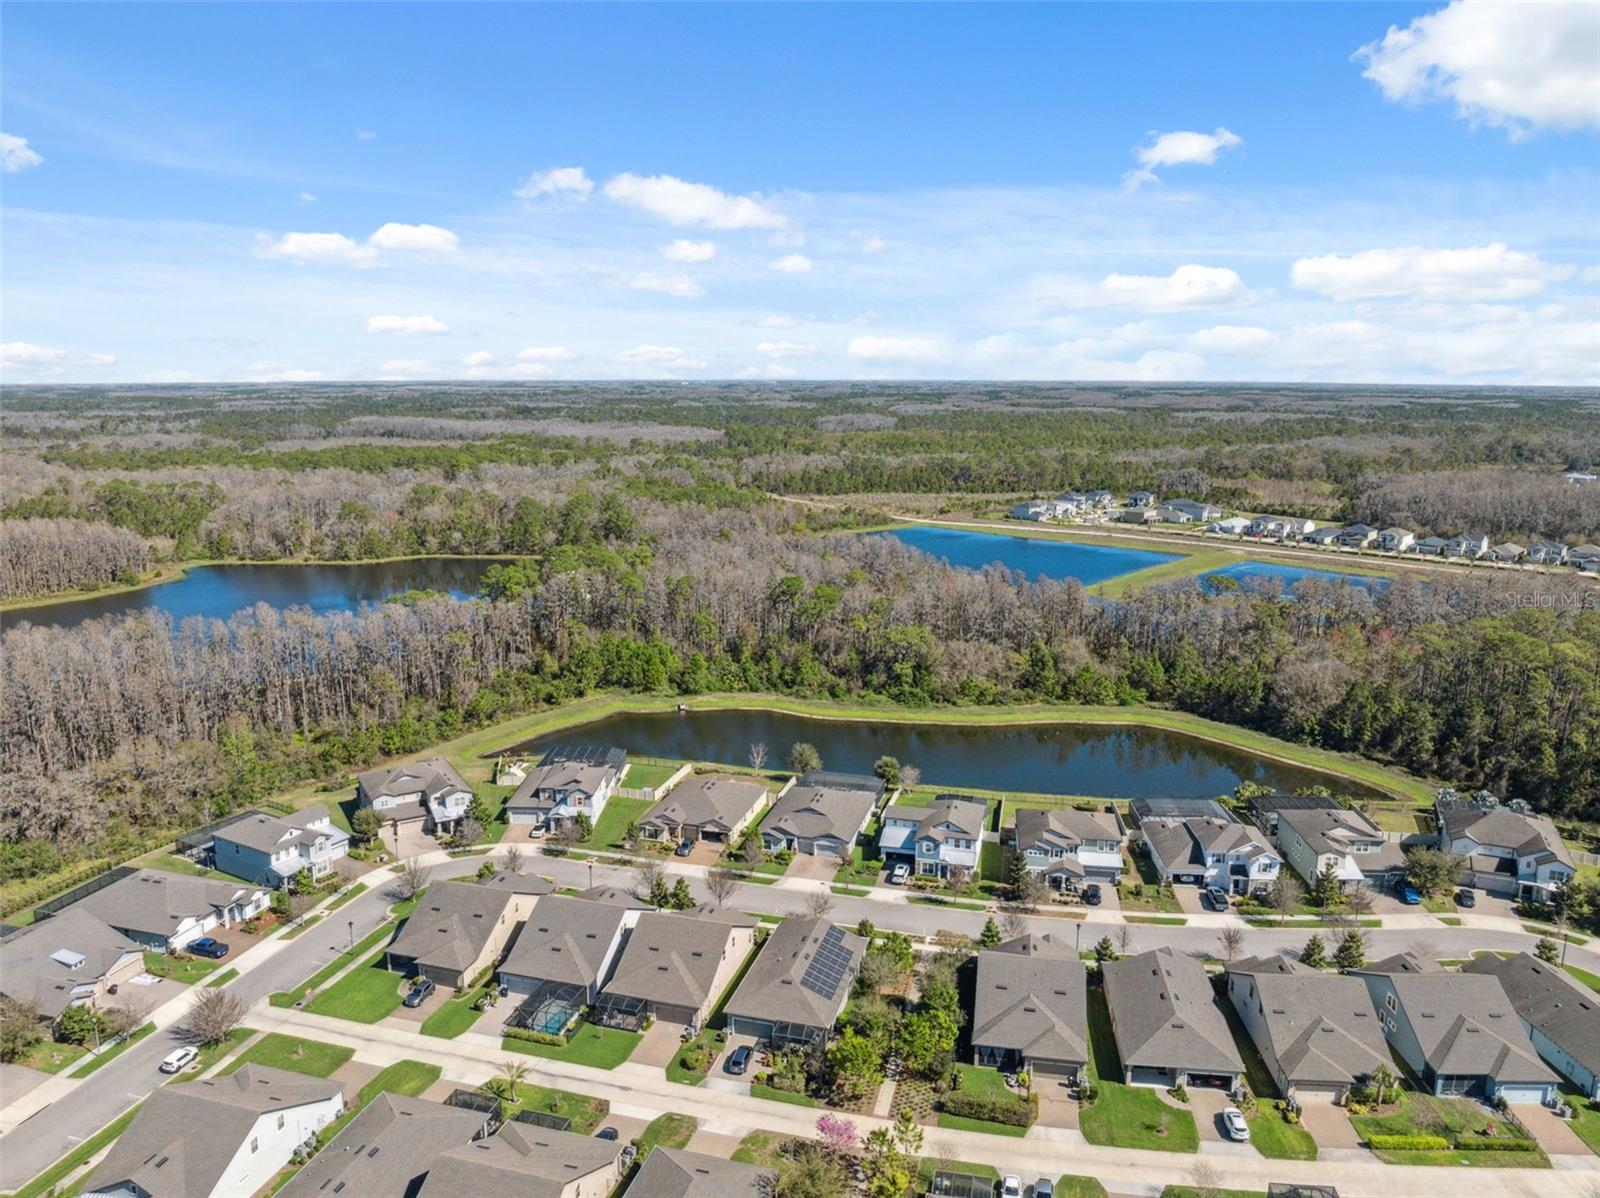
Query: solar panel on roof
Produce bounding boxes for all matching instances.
[799,925,853,998]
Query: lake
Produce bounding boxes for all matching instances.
[1200,560,1389,594]
[500,707,1387,801]
[871,525,1178,585]
[2,558,501,631]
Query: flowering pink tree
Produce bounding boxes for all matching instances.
[816,1113,859,1156]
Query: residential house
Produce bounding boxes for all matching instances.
[1224,954,1391,1102]
[1302,526,1345,547]
[1011,806,1125,890]
[357,757,474,836]
[0,908,143,1033]
[1527,541,1569,566]
[623,1148,773,1198]
[721,916,866,1046]
[1464,952,1600,1099]
[1010,501,1050,521]
[1444,533,1490,559]
[1140,815,1281,895]
[385,879,535,988]
[476,869,556,902]
[1129,797,1232,824]
[1101,947,1244,1090]
[1355,955,1560,1103]
[417,1123,625,1198]
[1272,805,1406,891]
[760,771,884,859]
[1412,535,1449,556]
[1246,792,1340,837]
[211,806,349,889]
[1246,516,1315,541]
[279,1094,495,1198]
[970,934,1088,1080]
[1154,505,1196,524]
[71,870,270,953]
[506,746,627,834]
[498,895,635,1006]
[877,794,986,881]
[1334,523,1376,549]
[595,909,757,1030]
[1435,800,1575,902]
[1570,544,1600,572]
[1164,499,1223,522]
[637,777,769,847]
[82,1066,343,1198]
[1209,516,1251,535]
[1084,489,1116,509]
[1375,527,1415,553]
[1488,542,1526,564]
[1113,507,1159,525]
[1126,490,1157,508]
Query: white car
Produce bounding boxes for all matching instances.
[888,863,910,885]
[1221,1106,1250,1142]
[1000,1176,1022,1198]
[159,1045,198,1074]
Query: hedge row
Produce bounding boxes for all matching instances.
[1449,1138,1540,1153]
[504,1026,569,1047]
[1367,1133,1450,1151]
[940,1090,1038,1128]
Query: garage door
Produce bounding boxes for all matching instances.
[1292,1083,1346,1102]
[1497,1085,1550,1104]
[1187,1072,1235,1090]
[1128,1066,1173,1087]
[1028,1057,1081,1078]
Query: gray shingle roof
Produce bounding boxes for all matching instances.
[602,910,755,1012]
[721,917,866,1030]
[763,778,879,844]
[1274,807,1405,871]
[358,758,471,823]
[1143,816,1266,873]
[880,795,987,845]
[1366,967,1558,1085]
[278,1093,486,1198]
[499,897,629,988]
[639,777,768,834]
[1226,955,1390,1088]
[508,747,626,814]
[1101,947,1244,1076]
[1437,806,1574,869]
[72,870,266,943]
[1013,806,1121,854]
[417,1122,622,1198]
[386,881,513,975]
[1462,952,1600,1080]
[213,806,341,855]
[623,1148,773,1198]
[0,908,142,1019]
[972,943,1088,1065]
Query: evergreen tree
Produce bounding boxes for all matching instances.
[1535,936,1561,964]
[1093,935,1117,963]
[978,916,1002,949]
[1331,930,1366,971]
[1300,933,1327,969]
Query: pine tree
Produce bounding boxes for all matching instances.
[1331,930,1366,971]
[978,917,1002,949]
[1300,933,1327,969]
[1535,936,1561,964]
[1312,861,1343,909]
[1093,935,1116,963]
[670,877,694,910]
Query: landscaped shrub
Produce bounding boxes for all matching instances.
[677,1041,714,1073]
[504,1026,569,1047]
[1449,1138,1540,1153]
[1366,1133,1451,1151]
[939,1090,1038,1128]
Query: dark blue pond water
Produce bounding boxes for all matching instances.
[1200,560,1389,594]
[872,525,1179,585]
[2,559,499,631]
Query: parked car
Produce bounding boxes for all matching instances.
[1398,883,1422,905]
[888,863,910,885]
[1082,884,1102,906]
[725,1045,753,1075]
[1032,1181,1054,1198]
[1001,1176,1022,1198]
[1205,886,1230,911]
[596,1127,619,1141]
[1454,888,1477,908]
[402,978,436,1008]
[187,937,229,959]
[1221,1107,1250,1142]
[675,838,694,857]
[159,1045,198,1074]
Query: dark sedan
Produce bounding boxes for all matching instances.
[187,937,230,959]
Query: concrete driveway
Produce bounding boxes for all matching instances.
[786,853,839,882]
[1033,1079,1080,1130]
[1174,885,1215,917]
[1517,1103,1593,1156]
[1186,1087,1237,1144]
[1296,1101,1360,1149]
[635,1020,689,1069]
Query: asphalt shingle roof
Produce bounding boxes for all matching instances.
[972,938,1088,1065]
[602,909,755,1012]
[639,777,768,834]
[417,1122,622,1198]
[1367,966,1558,1085]
[1462,952,1600,1081]
[72,870,266,943]
[1101,947,1244,1076]
[720,916,866,1030]
[0,907,141,1019]
[386,880,512,975]
[1226,955,1391,1088]
[623,1148,773,1198]
[278,1093,486,1198]
[499,896,629,988]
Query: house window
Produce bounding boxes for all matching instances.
[278,1114,285,1130]
[1384,993,1396,1013]
[251,1137,259,1154]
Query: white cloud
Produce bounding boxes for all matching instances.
[378,358,432,378]
[248,368,324,382]
[1,341,114,370]
[1123,127,1241,188]
[296,191,318,204]
[365,314,449,335]
[1046,264,1252,311]
[739,363,797,380]
[465,361,553,380]
[615,344,706,369]
[861,235,886,254]
[258,231,380,267]
[1355,0,1600,137]
[603,172,786,229]
[659,238,717,262]
[1186,325,1276,353]
[1291,243,1573,301]
[367,222,459,254]
[848,335,946,362]
[355,128,377,141]
[1281,311,1598,383]
[757,340,814,358]
[758,314,796,328]
[462,351,496,367]
[1,133,43,173]
[624,272,704,298]
[515,166,594,201]
[769,253,813,274]
[517,346,576,362]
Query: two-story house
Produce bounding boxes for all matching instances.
[1444,533,1490,559]
[1272,804,1406,891]
[1335,523,1377,549]
[1376,527,1415,553]
[1436,800,1575,902]
[1011,806,1125,891]
[356,757,474,837]
[1140,814,1280,896]
[212,806,350,889]
[878,794,987,880]
[505,746,627,834]
[1527,541,1569,566]
[760,771,884,859]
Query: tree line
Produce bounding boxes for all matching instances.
[0,518,149,600]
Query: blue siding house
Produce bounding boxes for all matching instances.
[213,806,349,889]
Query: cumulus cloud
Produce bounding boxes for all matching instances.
[1045,264,1252,311]
[0,133,43,173]
[615,344,706,369]
[464,361,554,380]
[367,222,459,254]
[296,191,318,204]
[623,272,704,298]
[1355,0,1600,136]
[378,359,432,378]
[603,172,786,229]
[515,166,594,201]
[1,341,115,371]
[1186,325,1276,353]
[660,239,717,262]
[517,346,577,362]
[1123,127,1241,188]
[757,340,814,358]
[1281,310,1598,382]
[259,222,459,267]
[462,351,496,367]
[739,363,798,379]
[758,314,796,328]
[848,335,946,362]
[365,314,449,335]
[1291,243,1574,302]
[769,253,813,274]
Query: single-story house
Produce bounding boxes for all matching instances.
[1154,505,1195,524]
[1435,800,1575,902]
[1164,499,1222,522]
[1209,516,1251,535]
[1303,527,1345,547]
[279,1094,496,1198]
[1101,947,1244,1090]
[1412,535,1449,555]
[357,757,474,836]
[1488,542,1526,564]
[1527,541,1569,566]
[506,746,627,834]
[596,909,758,1030]
[1335,523,1376,549]
[71,870,270,953]
[721,916,866,1047]
[1355,955,1560,1103]
[1464,952,1600,1099]
[498,895,635,1005]
[1272,805,1405,891]
[1140,815,1281,895]
[1375,527,1414,553]
[417,1122,625,1198]
[1127,491,1157,508]
[971,934,1088,1080]
[637,777,769,846]
[760,771,884,859]
[1012,806,1124,890]
[83,1066,344,1198]
[1573,544,1600,572]
[0,908,143,1032]
[211,805,349,889]
[1011,501,1050,521]
[623,1148,773,1198]
[878,794,987,880]
[385,879,534,989]
[1224,954,1391,1102]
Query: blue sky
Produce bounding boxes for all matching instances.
[3,1,1597,384]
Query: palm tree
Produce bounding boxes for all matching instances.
[498,1058,530,1104]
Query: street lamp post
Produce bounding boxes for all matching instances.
[348,921,354,952]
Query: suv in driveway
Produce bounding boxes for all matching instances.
[187,937,229,959]
[1204,886,1230,911]
[402,978,436,1008]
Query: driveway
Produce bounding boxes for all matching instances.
[1296,1101,1360,1149]
[1186,1087,1236,1144]
[386,982,447,1025]
[785,854,839,882]
[1517,1102,1593,1157]
[710,1032,760,1080]
[1033,1079,1079,1130]
[1173,885,1214,917]
[634,1020,689,1069]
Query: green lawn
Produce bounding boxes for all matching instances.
[1058,1179,1108,1198]
[421,986,490,1038]
[218,1032,353,1078]
[325,882,367,910]
[936,1111,1028,1137]
[303,947,407,1022]
[1160,1188,1267,1198]
[834,845,882,888]
[1079,986,1198,1152]
[624,760,685,791]
[142,950,224,983]
[17,1038,89,1074]
[635,1112,697,1160]
[582,796,654,850]
[732,1130,792,1166]
[979,840,1004,883]
[1350,1092,1549,1167]
[280,914,322,940]
[915,1158,998,1192]
[667,1029,718,1085]
[205,967,240,988]
[355,1059,440,1106]
[500,1084,609,1133]
[68,1023,156,1078]
[270,921,400,1006]
[1565,962,1600,993]
[750,1082,817,1106]
[1565,1089,1600,1155]
[169,1026,255,1081]
[1246,1108,1318,1160]
[909,894,986,911]
[7,1103,140,1198]
[501,1022,642,1069]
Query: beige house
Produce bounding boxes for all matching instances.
[596,909,758,1029]
[0,909,144,1033]
[385,880,540,988]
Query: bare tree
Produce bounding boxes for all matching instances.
[393,858,429,901]
[635,860,666,903]
[1188,1161,1222,1198]
[898,764,921,790]
[706,868,740,909]
[503,844,524,875]
[944,864,972,895]
[1114,922,1134,956]
[1345,881,1375,915]
[999,908,1029,940]
[181,987,246,1046]
[1219,926,1245,962]
[749,742,768,771]
[741,833,765,866]
[805,890,836,919]
[1270,874,1304,925]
